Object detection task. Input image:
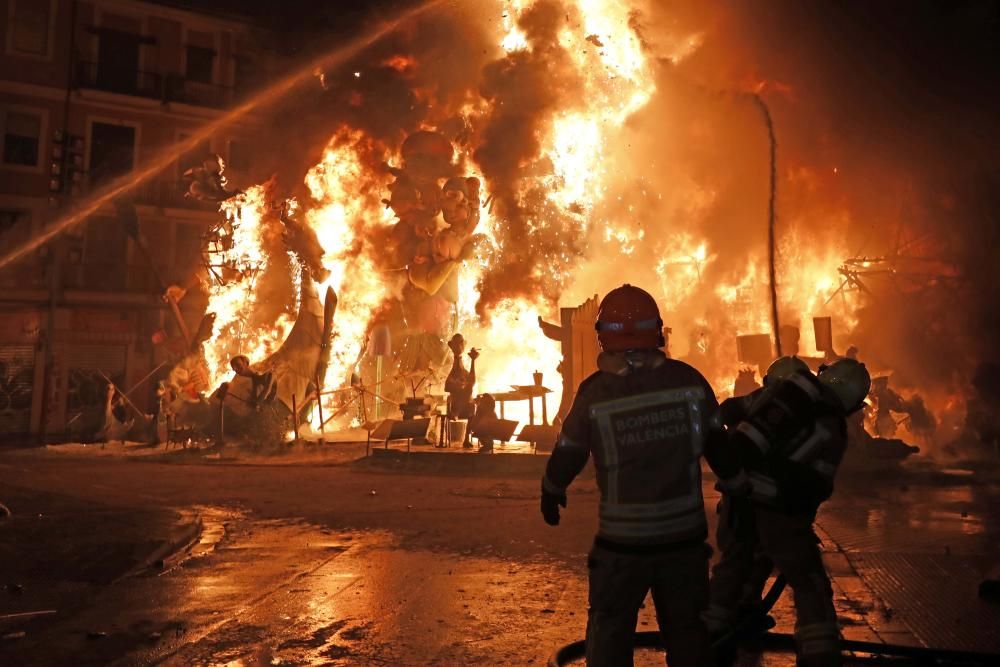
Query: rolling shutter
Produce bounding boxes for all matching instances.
[65,344,127,439]
[0,345,35,437]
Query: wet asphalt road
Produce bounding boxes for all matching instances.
[1,450,998,666]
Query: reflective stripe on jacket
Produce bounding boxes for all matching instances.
[543,351,726,546]
[589,386,708,542]
[742,392,848,513]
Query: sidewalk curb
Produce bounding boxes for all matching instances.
[35,442,371,468]
[362,448,549,476]
[113,510,204,584]
[814,523,924,649]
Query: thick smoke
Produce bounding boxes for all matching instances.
[227,2,497,199]
[221,0,996,424]
[472,0,586,314]
[561,0,998,408]
[695,1,1000,399]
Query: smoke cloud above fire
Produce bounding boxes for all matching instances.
[474,0,587,312]
[205,0,996,437]
[618,0,999,398]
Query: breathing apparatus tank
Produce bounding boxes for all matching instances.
[732,370,826,465]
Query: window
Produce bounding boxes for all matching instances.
[96,31,142,95]
[186,46,215,84]
[0,209,29,240]
[2,110,42,167]
[233,56,255,95]
[89,122,136,187]
[7,0,52,57]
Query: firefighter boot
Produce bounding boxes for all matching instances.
[755,508,841,667]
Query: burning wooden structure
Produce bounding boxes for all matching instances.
[92,0,964,458]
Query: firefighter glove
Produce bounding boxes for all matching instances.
[719,468,752,497]
[541,487,567,526]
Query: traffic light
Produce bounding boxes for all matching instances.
[49,130,86,195]
[48,130,63,193]
[67,134,85,195]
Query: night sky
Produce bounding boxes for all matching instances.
[210,0,999,156]
[166,0,997,125]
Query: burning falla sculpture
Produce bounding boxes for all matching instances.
[154,130,484,443]
[161,264,337,442]
[445,333,479,448]
[157,175,339,441]
[183,154,241,203]
[445,334,477,416]
[383,130,483,302]
[378,131,486,401]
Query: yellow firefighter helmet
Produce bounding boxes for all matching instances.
[764,355,811,386]
[818,358,872,414]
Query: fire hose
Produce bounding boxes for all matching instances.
[547,574,1000,666]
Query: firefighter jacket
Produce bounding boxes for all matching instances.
[710,387,764,491]
[727,377,848,514]
[719,387,764,428]
[542,349,727,547]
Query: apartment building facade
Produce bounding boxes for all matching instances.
[0,0,272,441]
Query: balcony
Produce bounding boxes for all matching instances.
[74,61,163,100]
[74,63,236,109]
[163,74,235,109]
[132,179,221,212]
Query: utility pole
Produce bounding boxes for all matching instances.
[39,0,79,443]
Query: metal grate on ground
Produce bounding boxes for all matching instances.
[849,552,1000,653]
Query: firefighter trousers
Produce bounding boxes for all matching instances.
[705,495,774,634]
[586,540,711,667]
[708,500,840,667]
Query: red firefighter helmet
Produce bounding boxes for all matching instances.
[595,284,665,352]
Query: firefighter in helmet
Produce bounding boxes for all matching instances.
[541,284,729,666]
[708,356,812,644]
[706,357,872,667]
[719,356,811,427]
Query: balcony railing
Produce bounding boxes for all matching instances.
[163,73,234,109]
[74,61,163,100]
[132,179,220,212]
[74,62,235,109]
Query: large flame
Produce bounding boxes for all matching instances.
[441,0,662,422]
[197,0,872,437]
[304,129,393,409]
[205,186,296,389]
